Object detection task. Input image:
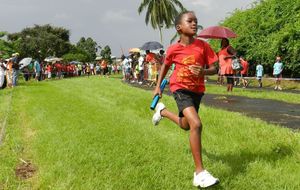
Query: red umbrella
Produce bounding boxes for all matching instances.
[197,26,237,39]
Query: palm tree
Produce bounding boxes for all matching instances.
[138,0,185,43]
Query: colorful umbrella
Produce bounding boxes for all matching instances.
[140,41,163,51]
[129,48,140,53]
[197,26,237,39]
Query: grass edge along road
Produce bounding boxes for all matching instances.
[206,75,300,104]
[0,77,300,189]
[205,84,300,105]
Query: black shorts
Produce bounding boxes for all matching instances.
[225,74,234,85]
[173,90,204,117]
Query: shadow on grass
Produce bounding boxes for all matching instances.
[202,144,293,189]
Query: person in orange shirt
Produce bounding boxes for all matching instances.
[145,50,159,82]
[218,38,237,92]
[101,59,108,77]
[239,56,249,88]
[152,11,219,188]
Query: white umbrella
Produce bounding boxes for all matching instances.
[19,57,32,69]
[95,56,102,61]
[44,57,63,62]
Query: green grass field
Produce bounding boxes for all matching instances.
[1,77,300,189]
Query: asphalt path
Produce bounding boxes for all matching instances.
[128,81,300,130]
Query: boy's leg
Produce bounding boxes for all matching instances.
[155,105,205,172]
[161,109,190,130]
[182,106,204,173]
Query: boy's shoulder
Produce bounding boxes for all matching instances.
[167,39,209,51]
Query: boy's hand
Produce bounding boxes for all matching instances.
[189,65,204,77]
[153,86,162,98]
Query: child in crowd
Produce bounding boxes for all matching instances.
[273,56,283,90]
[256,62,264,88]
[240,56,249,88]
[152,11,219,188]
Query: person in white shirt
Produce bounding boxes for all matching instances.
[0,58,7,88]
[137,53,144,84]
[121,55,130,81]
[90,63,95,75]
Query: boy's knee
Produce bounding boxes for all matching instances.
[179,118,190,131]
[180,125,190,131]
[190,120,202,132]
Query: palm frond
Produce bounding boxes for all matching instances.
[138,0,186,41]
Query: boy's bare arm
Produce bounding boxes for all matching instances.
[189,63,216,77]
[204,63,217,75]
[153,63,170,98]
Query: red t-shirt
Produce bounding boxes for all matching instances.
[54,63,62,72]
[165,39,218,94]
[240,60,249,75]
[218,46,234,75]
[46,65,52,72]
[145,53,157,63]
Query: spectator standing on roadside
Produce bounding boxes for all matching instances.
[11,53,20,87]
[78,64,82,76]
[218,38,237,92]
[0,58,6,89]
[256,62,264,88]
[90,63,95,75]
[240,56,249,88]
[137,52,144,84]
[46,63,52,79]
[34,59,41,81]
[273,56,283,90]
[121,55,129,81]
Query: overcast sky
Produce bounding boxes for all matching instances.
[0,0,255,56]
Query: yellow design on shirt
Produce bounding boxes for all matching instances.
[176,55,201,90]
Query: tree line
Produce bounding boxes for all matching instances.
[212,0,300,77]
[0,24,112,63]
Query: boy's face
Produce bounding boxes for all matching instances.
[177,13,198,36]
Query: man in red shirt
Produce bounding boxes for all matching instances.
[240,56,249,88]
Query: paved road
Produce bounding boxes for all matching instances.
[202,94,300,130]
[129,82,300,130]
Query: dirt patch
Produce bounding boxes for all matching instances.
[15,160,37,180]
[128,82,300,130]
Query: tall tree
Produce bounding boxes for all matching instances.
[62,44,89,62]
[100,45,112,64]
[138,0,185,42]
[76,37,98,62]
[8,24,71,60]
[0,31,15,58]
[214,0,300,77]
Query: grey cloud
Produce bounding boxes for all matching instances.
[1,0,255,56]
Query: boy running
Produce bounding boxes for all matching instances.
[152,11,219,188]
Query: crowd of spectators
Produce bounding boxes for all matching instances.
[0,54,122,89]
[120,49,166,86]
